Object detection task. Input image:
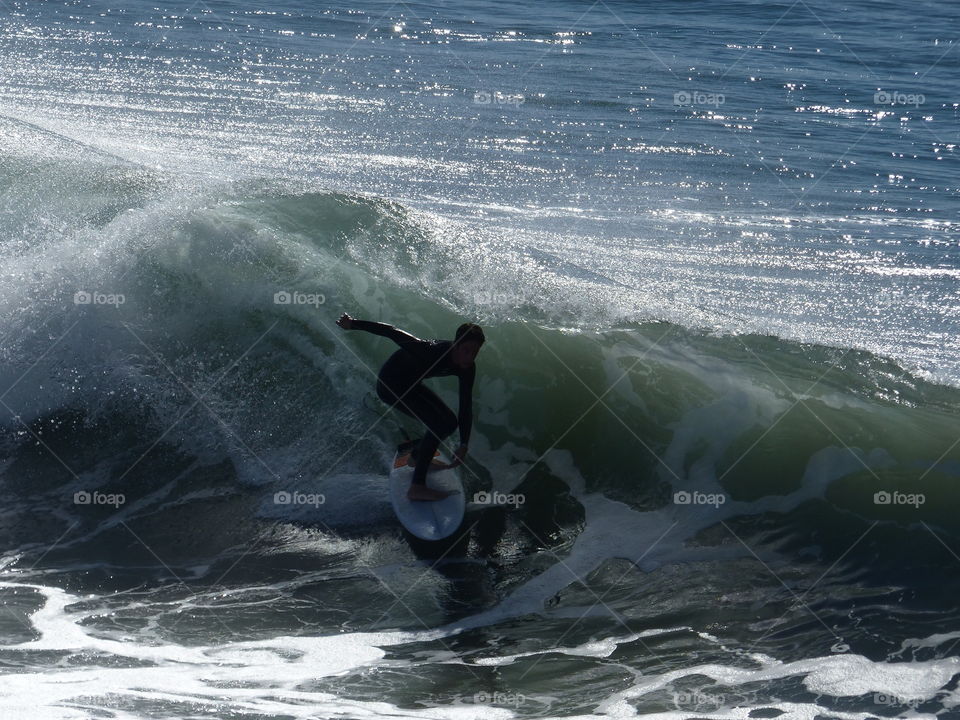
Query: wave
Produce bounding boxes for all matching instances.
[0,136,958,582]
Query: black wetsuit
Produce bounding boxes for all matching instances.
[352,320,475,485]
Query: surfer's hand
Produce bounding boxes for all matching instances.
[448,444,468,468]
[336,313,354,329]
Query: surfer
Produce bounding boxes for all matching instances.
[336,313,485,501]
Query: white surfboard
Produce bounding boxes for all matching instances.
[388,443,465,541]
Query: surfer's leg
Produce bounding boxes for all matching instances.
[406,386,457,485]
[378,380,456,485]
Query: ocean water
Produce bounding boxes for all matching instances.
[0,0,959,718]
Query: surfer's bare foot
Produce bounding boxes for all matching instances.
[407,484,453,502]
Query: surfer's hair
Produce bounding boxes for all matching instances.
[454,322,485,347]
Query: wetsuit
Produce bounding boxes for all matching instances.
[352,320,474,485]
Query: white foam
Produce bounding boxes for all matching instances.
[597,651,956,718]
[899,630,960,652]
[473,630,676,666]
[0,580,477,719]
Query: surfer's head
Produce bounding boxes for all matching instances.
[452,322,485,368]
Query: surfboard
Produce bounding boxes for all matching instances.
[388,440,465,541]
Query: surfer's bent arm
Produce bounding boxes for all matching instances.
[457,365,475,447]
[348,319,423,350]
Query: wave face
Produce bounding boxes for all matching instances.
[1,1,960,718]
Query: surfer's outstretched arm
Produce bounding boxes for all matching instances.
[337,313,422,350]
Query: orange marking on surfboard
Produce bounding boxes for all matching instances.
[394,450,445,469]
